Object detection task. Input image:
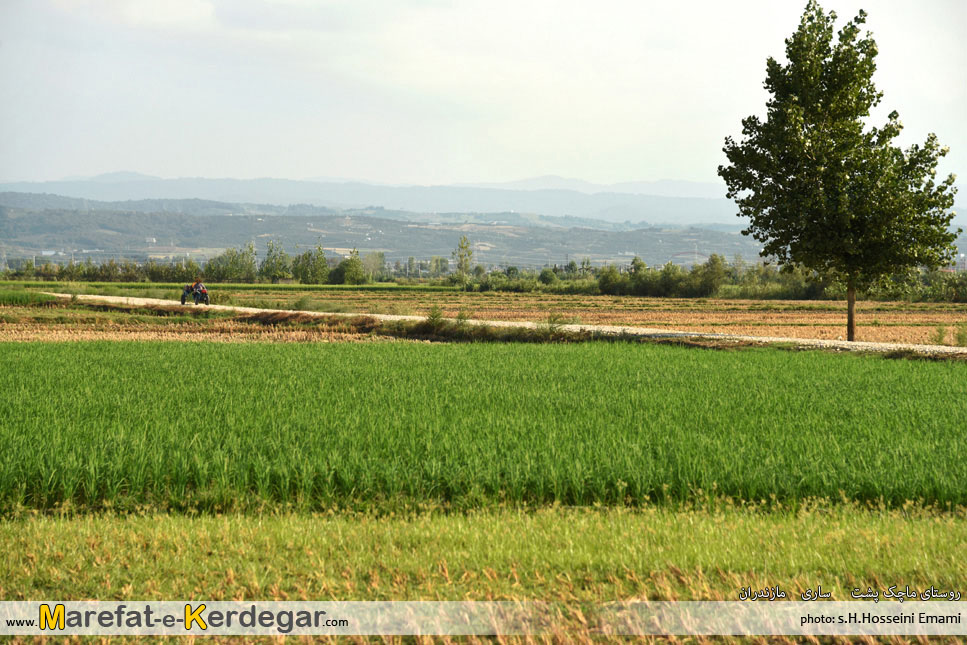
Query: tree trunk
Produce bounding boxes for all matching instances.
[846,283,856,342]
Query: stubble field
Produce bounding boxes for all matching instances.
[237,291,967,344]
[12,281,967,345]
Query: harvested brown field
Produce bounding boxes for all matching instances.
[0,303,395,343]
[221,289,967,345]
[7,290,967,347]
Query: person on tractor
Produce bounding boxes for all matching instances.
[181,278,209,305]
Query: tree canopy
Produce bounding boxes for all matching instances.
[452,235,473,279]
[718,0,959,340]
[258,240,292,284]
[329,248,367,285]
[204,242,257,283]
[291,244,329,284]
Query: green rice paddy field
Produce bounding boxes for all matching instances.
[2,341,965,513]
[3,335,967,625]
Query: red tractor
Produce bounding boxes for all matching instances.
[181,282,209,305]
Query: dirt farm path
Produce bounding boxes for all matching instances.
[48,292,967,356]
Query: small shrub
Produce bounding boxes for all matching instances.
[537,312,570,339]
[546,312,568,332]
[425,305,445,330]
[931,325,948,345]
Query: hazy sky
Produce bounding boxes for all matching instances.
[1,0,964,188]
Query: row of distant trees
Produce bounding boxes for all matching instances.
[4,241,966,302]
[2,242,366,286]
[204,241,369,285]
[474,255,966,302]
[1,239,468,285]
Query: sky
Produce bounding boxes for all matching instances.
[1,0,964,188]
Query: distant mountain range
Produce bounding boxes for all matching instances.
[0,192,664,232]
[455,176,727,198]
[8,173,961,230]
[51,172,728,197]
[2,187,963,268]
[0,174,743,229]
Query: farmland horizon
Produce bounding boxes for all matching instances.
[5,170,730,199]
[4,171,963,233]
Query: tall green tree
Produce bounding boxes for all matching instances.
[259,240,292,283]
[205,242,257,282]
[452,235,473,280]
[362,251,387,281]
[329,248,366,285]
[429,256,449,277]
[718,1,959,340]
[291,244,329,284]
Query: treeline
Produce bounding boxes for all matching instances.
[2,242,365,286]
[475,255,967,302]
[4,243,967,302]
